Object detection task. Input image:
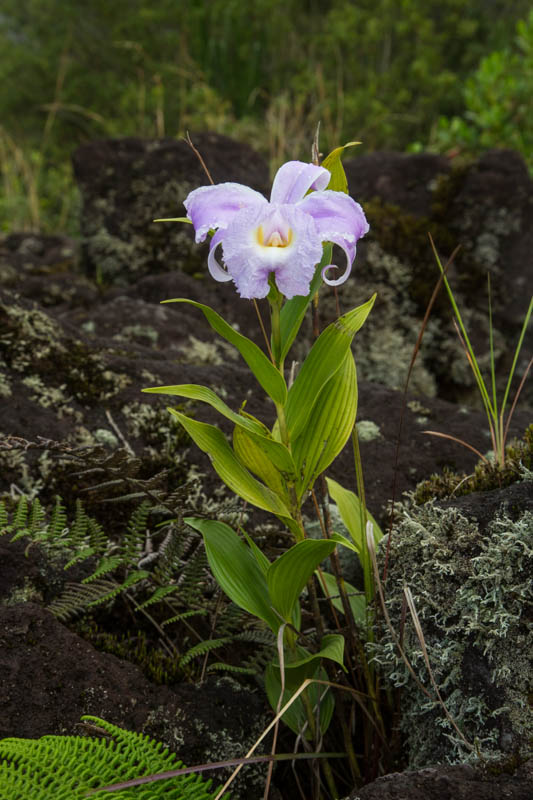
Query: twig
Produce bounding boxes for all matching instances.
[185,131,214,185]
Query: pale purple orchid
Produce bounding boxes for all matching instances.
[184,160,369,300]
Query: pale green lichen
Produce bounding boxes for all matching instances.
[0,449,45,499]
[356,419,381,442]
[369,498,533,768]
[0,370,12,397]
[179,335,238,367]
[113,324,159,345]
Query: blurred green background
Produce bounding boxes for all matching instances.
[1,0,532,234]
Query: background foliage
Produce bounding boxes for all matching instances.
[0,0,531,233]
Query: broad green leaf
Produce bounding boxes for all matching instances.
[185,517,280,632]
[329,531,357,552]
[276,244,332,363]
[321,142,361,194]
[144,383,265,434]
[292,352,357,497]
[285,295,375,440]
[233,425,289,501]
[242,530,271,576]
[272,636,344,687]
[267,539,336,623]
[144,383,295,474]
[316,570,366,626]
[161,298,287,405]
[269,635,345,687]
[326,477,384,554]
[265,661,334,737]
[168,409,291,519]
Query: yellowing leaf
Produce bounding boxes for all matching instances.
[321,142,361,194]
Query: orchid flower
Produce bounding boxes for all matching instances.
[184,160,369,299]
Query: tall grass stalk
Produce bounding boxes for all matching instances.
[428,236,532,467]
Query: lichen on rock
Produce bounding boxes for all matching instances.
[369,496,533,768]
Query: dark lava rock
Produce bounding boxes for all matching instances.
[369,482,533,770]
[343,148,533,406]
[0,602,273,799]
[345,151,451,218]
[347,760,533,800]
[2,279,530,527]
[72,134,270,286]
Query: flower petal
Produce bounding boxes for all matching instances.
[184,182,267,242]
[298,190,369,286]
[221,204,323,299]
[270,161,330,205]
[207,230,233,282]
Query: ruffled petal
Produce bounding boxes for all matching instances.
[298,190,369,286]
[221,204,323,299]
[270,161,330,205]
[184,182,267,242]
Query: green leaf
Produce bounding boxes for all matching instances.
[321,142,361,194]
[316,570,366,626]
[277,245,332,363]
[292,352,357,497]
[267,635,345,692]
[242,530,271,575]
[325,477,384,554]
[161,298,287,405]
[233,425,289,501]
[285,295,375,440]
[283,634,345,675]
[168,409,292,519]
[185,517,280,632]
[265,661,334,737]
[153,216,193,224]
[267,539,336,624]
[143,383,295,474]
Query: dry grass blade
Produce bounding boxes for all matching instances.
[403,586,474,752]
[263,625,287,800]
[368,524,474,755]
[213,678,324,800]
[421,430,488,463]
[89,749,342,795]
[365,523,433,702]
[502,354,533,446]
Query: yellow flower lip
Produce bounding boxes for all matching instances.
[256,225,293,248]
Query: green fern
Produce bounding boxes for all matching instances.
[0,715,229,799]
[1,494,270,677]
[179,637,233,668]
[47,580,118,621]
[206,662,257,675]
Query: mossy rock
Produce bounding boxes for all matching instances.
[370,488,533,768]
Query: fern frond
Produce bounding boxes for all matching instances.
[47,495,67,539]
[121,501,151,562]
[48,580,118,621]
[234,629,276,645]
[0,715,227,799]
[206,662,257,675]
[64,546,99,570]
[175,544,209,607]
[179,638,232,668]
[83,555,124,582]
[27,497,46,533]
[87,571,150,608]
[11,494,29,532]
[0,501,8,531]
[135,584,179,610]
[161,609,209,628]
